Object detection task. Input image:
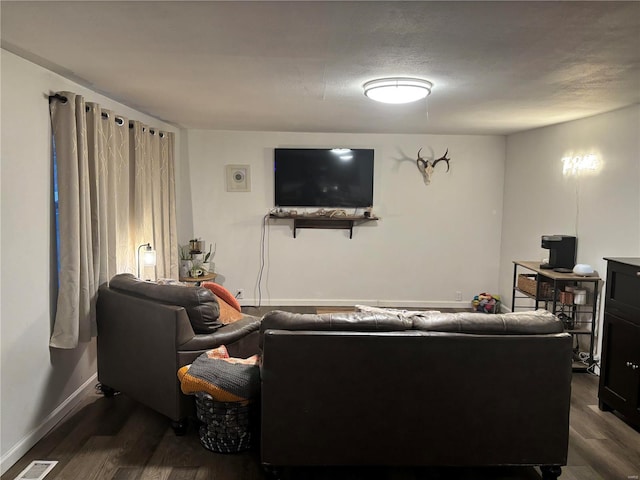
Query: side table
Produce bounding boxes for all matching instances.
[179,272,217,286]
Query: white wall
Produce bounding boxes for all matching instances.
[499,105,640,356]
[0,50,182,473]
[184,130,506,307]
[5,42,636,475]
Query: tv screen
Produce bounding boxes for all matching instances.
[274,148,374,208]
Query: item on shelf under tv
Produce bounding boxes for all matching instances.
[274,148,374,208]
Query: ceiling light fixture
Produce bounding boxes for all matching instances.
[363,77,433,104]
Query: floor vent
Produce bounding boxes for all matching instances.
[13,461,58,480]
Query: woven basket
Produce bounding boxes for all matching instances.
[517,274,554,299]
[195,392,257,453]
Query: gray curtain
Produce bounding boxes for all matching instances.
[49,91,178,349]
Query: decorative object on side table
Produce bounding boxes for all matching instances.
[179,245,193,278]
[201,242,216,274]
[179,272,217,286]
[180,239,216,278]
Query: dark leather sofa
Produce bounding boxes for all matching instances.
[259,309,572,479]
[96,274,260,433]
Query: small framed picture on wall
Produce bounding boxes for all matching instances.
[225,164,251,192]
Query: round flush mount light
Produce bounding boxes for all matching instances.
[363,77,433,104]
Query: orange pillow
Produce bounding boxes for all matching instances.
[217,296,244,324]
[202,282,241,312]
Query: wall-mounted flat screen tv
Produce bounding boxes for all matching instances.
[274,148,374,208]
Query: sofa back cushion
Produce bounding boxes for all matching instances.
[412,309,564,335]
[108,273,221,333]
[260,310,413,338]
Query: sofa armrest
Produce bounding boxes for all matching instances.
[178,315,261,354]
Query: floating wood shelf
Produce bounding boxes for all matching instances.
[269,214,379,239]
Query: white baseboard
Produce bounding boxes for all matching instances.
[0,373,98,476]
[241,298,471,310]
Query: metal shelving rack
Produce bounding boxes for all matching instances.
[511,260,601,372]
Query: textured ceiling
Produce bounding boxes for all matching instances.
[2,1,639,135]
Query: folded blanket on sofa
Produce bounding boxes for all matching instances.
[178,350,260,402]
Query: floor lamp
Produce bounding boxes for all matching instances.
[137,243,157,280]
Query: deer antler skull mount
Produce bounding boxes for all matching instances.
[416,148,450,185]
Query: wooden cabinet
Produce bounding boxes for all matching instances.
[598,258,640,428]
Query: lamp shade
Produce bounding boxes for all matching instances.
[363,78,433,104]
[143,249,157,267]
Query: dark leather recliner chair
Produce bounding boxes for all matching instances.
[259,309,572,479]
[96,273,260,433]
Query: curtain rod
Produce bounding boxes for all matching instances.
[49,93,123,125]
[83,105,125,125]
[49,92,165,136]
[127,123,164,137]
[48,93,68,104]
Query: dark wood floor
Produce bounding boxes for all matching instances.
[4,372,639,480]
[3,307,639,480]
